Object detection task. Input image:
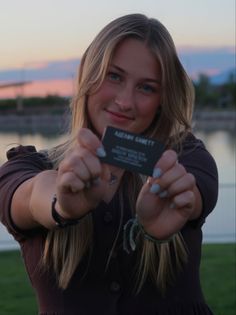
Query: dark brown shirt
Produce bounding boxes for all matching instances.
[0,135,218,314]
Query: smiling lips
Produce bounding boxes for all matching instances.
[105,109,134,121]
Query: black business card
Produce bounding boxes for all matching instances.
[99,126,165,176]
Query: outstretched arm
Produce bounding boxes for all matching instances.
[136,150,203,240]
[11,128,110,230]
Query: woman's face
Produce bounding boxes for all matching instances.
[87,38,162,137]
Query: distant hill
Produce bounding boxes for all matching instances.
[0,59,80,82]
[210,68,235,85]
[0,47,234,92]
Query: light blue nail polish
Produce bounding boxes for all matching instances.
[150,183,161,194]
[159,190,168,198]
[152,168,162,179]
[92,177,101,186]
[96,147,106,158]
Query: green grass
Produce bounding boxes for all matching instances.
[0,243,235,315]
[201,243,236,315]
[0,250,37,315]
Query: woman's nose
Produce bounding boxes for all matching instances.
[115,85,134,110]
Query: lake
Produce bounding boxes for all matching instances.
[0,118,235,250]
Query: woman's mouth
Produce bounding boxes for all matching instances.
[105,109,134,122]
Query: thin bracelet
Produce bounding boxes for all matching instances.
[51,195,81,228]
[123,215,174,253]
[138,220,175,243]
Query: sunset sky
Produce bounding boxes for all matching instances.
[0,0,235,98]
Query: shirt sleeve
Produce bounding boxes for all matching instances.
[0,145,52,242]
[178,133,219,227]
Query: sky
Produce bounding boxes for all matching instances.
[0,0,235,98]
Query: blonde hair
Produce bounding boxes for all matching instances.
[43,13,194,292]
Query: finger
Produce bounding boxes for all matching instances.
[100,163,113,183]
[166,173,196,198]
[77,128,105,156]
[155,164,190,197]
[151,150,178,181]
[160,163,186,187]
[156,149,178,172]
[59,144,103,180]
[148,164,195,198]
[171,190,195,214]
[61,155,91,179]
[78,148,102,179]
[57,171,86,194]
[148,150,180,194]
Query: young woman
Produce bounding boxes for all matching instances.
[0,14,218,314]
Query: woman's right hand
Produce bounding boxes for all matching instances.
[56,128,110,219]
[10,128,109,230]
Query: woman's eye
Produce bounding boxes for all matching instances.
[138,84,156,94]
[107,72,121,82]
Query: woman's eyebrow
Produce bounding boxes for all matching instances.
[109,64,126,73]
[109,64,161,84]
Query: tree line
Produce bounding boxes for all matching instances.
[194,72,235,109]
[0,73,235,114]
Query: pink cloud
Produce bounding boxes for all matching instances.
[177,45,235,53]
[26,62,50,70]
[0,79,74,99]
[190,68,222,80]
[202,68,222,76]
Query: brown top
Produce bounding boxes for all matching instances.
[0,134,218,315]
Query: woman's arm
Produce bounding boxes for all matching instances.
[136,150,201,239]
[9,128,110,231]
[136,143,218,239]
[11,170,58,229]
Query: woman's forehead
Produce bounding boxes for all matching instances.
[110,38,161,80]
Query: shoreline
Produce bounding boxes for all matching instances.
[0,110,235,133]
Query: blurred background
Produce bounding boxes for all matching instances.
[0,0,235,314]
[0,0,235,248]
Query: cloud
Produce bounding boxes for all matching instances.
[0,46,235,98]
[178,46,235,77]
[0,59,80,83]
[0,79,74,99]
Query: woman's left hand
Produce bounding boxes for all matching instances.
[136,150,202,239]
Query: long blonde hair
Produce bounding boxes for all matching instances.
[43,13,194,292]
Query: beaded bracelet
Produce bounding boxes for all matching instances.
[123,215,174,253]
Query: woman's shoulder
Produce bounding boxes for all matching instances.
[6,145,52,168]
[179,132,218,173]
[181,132,205,150]
[0,145,52,241]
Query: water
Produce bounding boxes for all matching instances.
[0,126,235,250]
[195,129,236,243]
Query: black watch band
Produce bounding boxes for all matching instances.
[51,195,81,228]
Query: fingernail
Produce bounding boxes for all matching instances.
[170,202,176,209]
[71,187,79,193]
[96,147,106,158]
[159,190,168,198]
[152,168,162,179]
[150,183,161,194]
[92,177,101,186]
[85,182,91,189]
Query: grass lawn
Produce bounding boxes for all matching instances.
[201,243,236,315]
[0,250,37,315]
[0,243,235,315]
